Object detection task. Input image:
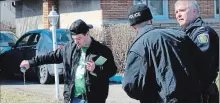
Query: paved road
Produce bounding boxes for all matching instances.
[0,79,139,103]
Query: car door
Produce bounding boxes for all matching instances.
[13,34,37,74]
[23,33,40,60]
[0,34,32,75]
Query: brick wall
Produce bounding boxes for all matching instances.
[102,0,215,20]
[43,0,58,29]
[101,0,132,20]
[168,0,176,19]
[169,0,215,19]
[199,0,215,18]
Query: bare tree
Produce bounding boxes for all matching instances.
[0,21,15,32]
[108,24,135,73]
[90,24,135,73]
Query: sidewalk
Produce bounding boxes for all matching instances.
[107,84,139,103]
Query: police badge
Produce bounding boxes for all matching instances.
[198,33,209,43]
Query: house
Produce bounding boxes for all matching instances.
[2,0,219,37]
[0,1,15,31]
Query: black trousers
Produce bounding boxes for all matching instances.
[88,98,106,103]
[202,83,219,103]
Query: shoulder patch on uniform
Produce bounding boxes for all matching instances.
[198,33,209,43]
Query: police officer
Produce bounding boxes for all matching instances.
[122,4,203,103]
[175,0,219,102]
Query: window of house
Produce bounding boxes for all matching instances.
[215,0,219,18]
[133,0,168,20]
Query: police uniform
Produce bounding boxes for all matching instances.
[183,17,219,103]
[122,4,202,103]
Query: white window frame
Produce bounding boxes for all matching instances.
[133,0,168,20]
[214,0,219,18]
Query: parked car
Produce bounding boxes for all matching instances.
[0,31,18,55]
[0,29,72,84]
[0,31,18,73]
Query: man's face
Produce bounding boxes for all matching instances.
[72,33,88,48]
[175,1,196,28]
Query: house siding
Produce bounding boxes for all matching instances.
[101,0,216,20]
[15,0,43,37]
[58,0,102,29]
[14,0,219,36]
[0,1,15,31]
[100,0,219,35]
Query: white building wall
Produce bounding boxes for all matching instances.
[15,0,43,37]
[0,1,15,29]
[59,0,103,29]
[59,10,103,29]
[16,16,43,37]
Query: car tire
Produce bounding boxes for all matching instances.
[38,65,53,84]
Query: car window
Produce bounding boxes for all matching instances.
[56,31,71,42]
[47,30,72,43]
[0,33,17,42]
[17,34,32,46]
[17,33,41,47]
[34,35,40,43]
[27,34,40,45]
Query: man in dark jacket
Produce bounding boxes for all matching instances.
[20,19,117,103]
[175,0,219,102]
[122,4,203,103]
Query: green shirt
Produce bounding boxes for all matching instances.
[74,47,88,97]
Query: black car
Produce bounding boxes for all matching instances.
[0,29,72,84]
[0,31,18,55]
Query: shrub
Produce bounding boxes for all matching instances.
[90,24,135,73]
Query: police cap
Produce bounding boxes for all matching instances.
[128,4,153,26]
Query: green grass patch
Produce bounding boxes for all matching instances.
[1,88,63,103]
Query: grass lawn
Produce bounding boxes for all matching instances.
[0,88,63,103]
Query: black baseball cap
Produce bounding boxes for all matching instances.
[128,4,153,26]
[69,19,93,35]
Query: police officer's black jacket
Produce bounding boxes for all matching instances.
[122,25,202,103]
[28,37,117,103]
[183,17,219,92]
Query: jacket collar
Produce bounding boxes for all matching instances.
[138,24,154,38]
[184,17,204,33]
[86,37,98,52]
[128,24,154,52]
[133,24,154,43]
